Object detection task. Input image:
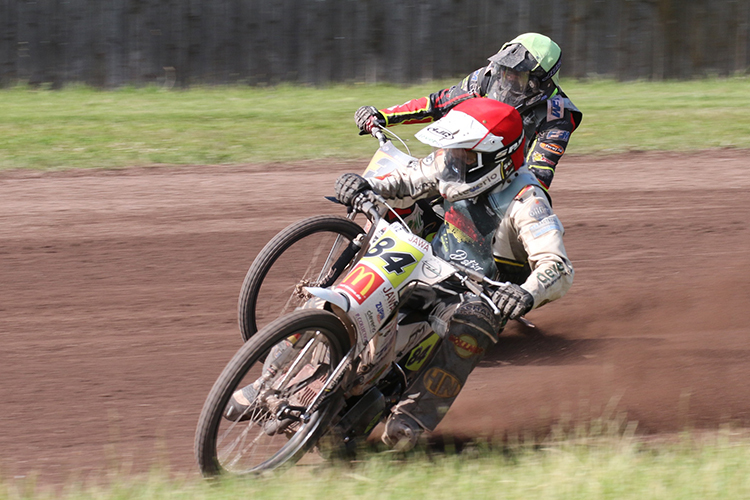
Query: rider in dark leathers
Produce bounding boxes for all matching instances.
[355,32,582,192]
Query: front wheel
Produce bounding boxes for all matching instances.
[195,309,352,477]
[238,215,365,342]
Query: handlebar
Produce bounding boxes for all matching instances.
[371,126,388,146]
[351,191,384,223]
[348,189,535,326]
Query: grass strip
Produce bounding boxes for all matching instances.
[4,434,750,499]
[1,78,749,170]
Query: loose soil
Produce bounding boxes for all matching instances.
[1,150,749,483]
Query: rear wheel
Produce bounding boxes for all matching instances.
[238,215,364,342]
[195,309,352,477]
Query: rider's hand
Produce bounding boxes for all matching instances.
[492,283,534,320]
[335,173,371,206]
[355,106,386,135]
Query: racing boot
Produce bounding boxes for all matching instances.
[223,335,302,422]
[382,412,424,452]
[224,381,263,422]
[382,296,501,451]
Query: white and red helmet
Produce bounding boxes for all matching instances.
[415,97,525,201]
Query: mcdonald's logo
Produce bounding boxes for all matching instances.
[337,263,385,304]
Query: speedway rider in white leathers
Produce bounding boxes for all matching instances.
[335,97,573,450]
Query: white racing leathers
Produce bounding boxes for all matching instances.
[367,149,573,311]
[368,150,573,443]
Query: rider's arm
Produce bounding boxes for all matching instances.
[525,97,582,190]
[378,68,489,127]
[366,154,442,208]
[508,185,574,309]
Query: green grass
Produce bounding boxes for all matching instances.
[1,78,750,170]
[564,78,750,153]
[5,435,750,499]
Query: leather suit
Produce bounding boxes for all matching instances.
[367,149,573,438]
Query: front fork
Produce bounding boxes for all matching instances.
[301,347,357,423]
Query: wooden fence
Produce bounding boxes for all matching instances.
[1,0,748,87]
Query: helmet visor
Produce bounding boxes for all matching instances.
[487,67,530,108]
[438,148,478,184]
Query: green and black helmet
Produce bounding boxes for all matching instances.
[486,33,562,111]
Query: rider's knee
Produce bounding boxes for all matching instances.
[451,296,502,342]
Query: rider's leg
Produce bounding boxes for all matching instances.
[382,296,502,450]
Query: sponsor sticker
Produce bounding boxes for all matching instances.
[529,201,552,221]
[405,333,440,371]
[532,151,557,166]
[421,259,442,279]
[406,232,431,252]
[546,129,570,141]
[382,285,398,310]
[365,310,378,332]
[352,311,367,333]
[363,232,424,289]
[529,215,564,238]
[536,261,568,289]
[337,262,385,304]
[547,95,564,122]
[448,334,484,358]
[537,268,560,289]
[541,142,565,156]
[425,125,455,140]
[375,301,386,322]
[448,249,484,273]
[423,367,462,398]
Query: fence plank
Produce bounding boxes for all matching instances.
[0,0,748,87]
[0,0,18,86]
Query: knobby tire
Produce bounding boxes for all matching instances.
[238,215,364,342]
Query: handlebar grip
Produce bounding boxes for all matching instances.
[351,191,382,223]
[372,127,387,146]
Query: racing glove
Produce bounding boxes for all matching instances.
[492,283,534,320]
[355,105,386,135]
[335,173,371,206]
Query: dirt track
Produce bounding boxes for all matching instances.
[1,151,749,483]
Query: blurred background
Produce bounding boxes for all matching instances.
[1,0,748,88]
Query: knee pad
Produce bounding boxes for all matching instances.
[451,296,501,342]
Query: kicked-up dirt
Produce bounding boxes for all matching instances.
[1,150,749,483]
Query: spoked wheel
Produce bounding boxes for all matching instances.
[238,215,364,342]
[195,309,352,477]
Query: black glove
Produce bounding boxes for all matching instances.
[354,106,386,134]
[335,173,371,206]
[491,283,534,320]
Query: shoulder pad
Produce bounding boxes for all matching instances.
[544,95,583,128]
[561,96,581,114]
[486,167,542,217]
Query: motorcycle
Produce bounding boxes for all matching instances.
[194,184,513,477]
[236,128,432,342]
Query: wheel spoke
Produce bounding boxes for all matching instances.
[238,216,363,339]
